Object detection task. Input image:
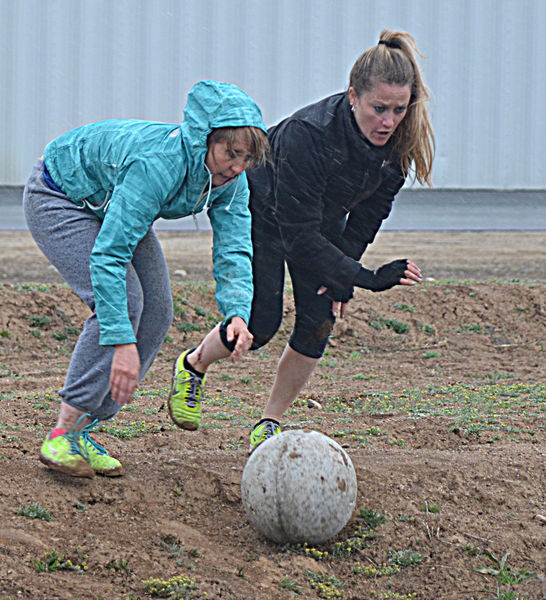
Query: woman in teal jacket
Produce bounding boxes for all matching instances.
[24,80,268,478]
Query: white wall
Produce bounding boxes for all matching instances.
[1,0,545,188]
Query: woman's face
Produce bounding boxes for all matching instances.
[205,134,253,187]
[348,81,411,146]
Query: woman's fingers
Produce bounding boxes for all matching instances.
[227,317,253,361]
[110,344,140,405]
[402,261,422,284]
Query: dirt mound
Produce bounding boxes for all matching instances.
[1,279,545,600]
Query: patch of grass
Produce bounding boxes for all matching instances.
[25,315,51,328]
[175,321,201,333]
[279,576,304,595]
[459,322,484,333]
[15,282,54,292]
[358,508,387,529]
[142,574,197,599]
[305,570,345,598]
[322,382,545,443]
[106,558,132,573]
[16,502,55,521]
[34,548,88,573]
[0,330,10,338]
[387,549,424,568]
[98,420,164,439]
[422,351,441,359]
[352,561,400,578]
[370,317,409,334]
[393,302,415,312]
[330,427,387,447]
[352,373,379,381]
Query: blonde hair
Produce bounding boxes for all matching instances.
[349,29,435,186]
[207,126,269,168]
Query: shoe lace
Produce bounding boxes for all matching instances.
[173,371,202,407]
[80,418,108,455]
[66,413,93,459]
[261,420,279,440]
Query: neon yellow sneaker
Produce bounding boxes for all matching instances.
[168,349,206,430]
[249,419,282,454]
[80,420,123,477]
[39,431,95,478]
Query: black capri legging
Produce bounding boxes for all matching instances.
[246,208,337,359]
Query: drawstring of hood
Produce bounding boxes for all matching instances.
[191,165,241,230]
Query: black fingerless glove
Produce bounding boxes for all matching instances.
[324,285,354,303]
[354,259,409,292]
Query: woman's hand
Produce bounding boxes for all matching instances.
[226,316,254,361]
[400,260,422,285]
[316,285,350,318]
[110,343,140,406]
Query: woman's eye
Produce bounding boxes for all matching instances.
[227,150,238,159]
[374,106,385,113]
[395,107,407,114]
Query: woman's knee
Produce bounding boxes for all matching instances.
[289,315,334,359]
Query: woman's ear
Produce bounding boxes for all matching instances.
[347,87,357,106]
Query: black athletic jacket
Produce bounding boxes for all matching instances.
[248,92,406,291]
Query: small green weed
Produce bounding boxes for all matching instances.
[475,550,534,599]
[34,548,88,573]
[358,508,387,529]
[279,576,303,594]
[25,315,51,328]
[420,502,441,514]
[422,351,441,359]
[370,317,409,334]
[459,323,483,333]
[175,321,201,333]
[106,558,132,573]
[387,549,424,568]
[17,502,55,521]
[393,302,414,312]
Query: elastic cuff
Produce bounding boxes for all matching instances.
[219,318,236,352]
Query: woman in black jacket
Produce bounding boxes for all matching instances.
[244,29,435,451]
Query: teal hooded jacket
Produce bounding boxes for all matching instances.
[43,80,267,346]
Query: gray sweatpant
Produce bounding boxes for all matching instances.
[23,159,173,420]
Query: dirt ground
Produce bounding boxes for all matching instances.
[0,230,545,600]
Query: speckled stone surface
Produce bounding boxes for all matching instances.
[241,430,358,544]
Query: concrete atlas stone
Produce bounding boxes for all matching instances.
[241,430,357,544]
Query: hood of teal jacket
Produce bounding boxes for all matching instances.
[180,80,267,181]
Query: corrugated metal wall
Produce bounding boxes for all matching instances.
[1,0,545,188]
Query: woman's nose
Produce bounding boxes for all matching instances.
[231,161,245,175]
[382,113,395,128]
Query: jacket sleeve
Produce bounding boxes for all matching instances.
[272,120,363,288]
[89,160,164,345]
[337,163,406,261]
[207,173,253,324]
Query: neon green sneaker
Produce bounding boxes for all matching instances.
[168,349,206,430]
[80,420,123,477]
[249,419,282,453]
[39,431,95,478]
